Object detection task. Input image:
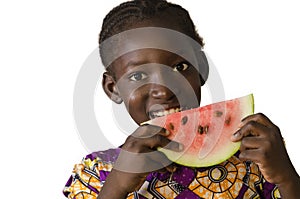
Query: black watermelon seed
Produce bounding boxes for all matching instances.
[214,111,223,117]
[181,116,188,125]
[169,123,174,131]
[225,117,231,125]
[198,125,204,134]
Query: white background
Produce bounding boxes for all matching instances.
[0,0,299,198]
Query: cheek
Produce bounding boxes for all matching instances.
[127,93,141,106]
[120,87,147,112]
[186,74,202,102]
[125,88,150,124]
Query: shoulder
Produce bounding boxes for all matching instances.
[63,148,121,198]
[83,148,121,168]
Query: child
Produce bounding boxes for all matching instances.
[63,0,299,198]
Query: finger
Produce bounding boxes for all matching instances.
[231,120,269,142]
[132,124,168,139]
[147,150,173,168]
[145,134,183,152]
[240,112,275,128]
[115,149,173,173]
[238,148,262,163]
[158,163,178,173]
[165,164,177,173]
[125,133,183,152]
[148,125,170,137]
[239,136,263,151]
[134,124,173,139]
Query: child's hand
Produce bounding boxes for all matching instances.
[231,113,299,186]
[98,124,182,199]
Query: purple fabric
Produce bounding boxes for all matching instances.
[172,166,195,187]
[64,148,280,198]
[85,148,120,162]
[263,181,277,199]
[63,176,73,197]
[99,170,110,181]
[236,184,248,199]
[87,184,100,194]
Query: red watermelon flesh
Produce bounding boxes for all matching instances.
[143,94,254,167]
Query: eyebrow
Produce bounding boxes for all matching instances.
[125,60,147,68]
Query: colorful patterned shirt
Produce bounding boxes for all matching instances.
[63,148,281,199]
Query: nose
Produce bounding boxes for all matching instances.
[150,84,176,100]
[149,72,179,100]
[149,64,179,100]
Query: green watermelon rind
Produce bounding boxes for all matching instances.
[158,141,241,167]
[145,94,254,167]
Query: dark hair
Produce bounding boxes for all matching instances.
[99,0,208,84]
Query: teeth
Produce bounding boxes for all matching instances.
[150,107,186,119]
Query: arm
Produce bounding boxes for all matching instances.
[277,174,300,198]
[97,125,182,199]
[97,170,135,199]
[231,113,300,199]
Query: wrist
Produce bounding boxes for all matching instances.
[97,170,130,199]
[276,175,300,199]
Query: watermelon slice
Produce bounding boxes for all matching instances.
[143,94,254,167]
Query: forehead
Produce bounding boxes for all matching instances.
[101,27,201,69]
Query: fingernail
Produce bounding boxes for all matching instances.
[166,165,177,173]
[233,130,240,138]
[165,130,170,136]
[171,166,177,172]
[241,117,247,122]
[237,122,243,128]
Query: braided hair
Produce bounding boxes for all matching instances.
[99,0,208,84]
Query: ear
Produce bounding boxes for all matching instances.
[102,72,123,104]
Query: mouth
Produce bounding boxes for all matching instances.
[148,106,189,119]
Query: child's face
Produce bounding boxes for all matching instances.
[103,21,203,124]
[104,47,202,124]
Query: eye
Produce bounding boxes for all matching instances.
[173,62,190,72]
[129,72,147,81]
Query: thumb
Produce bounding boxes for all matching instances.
[231,130,242,142]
